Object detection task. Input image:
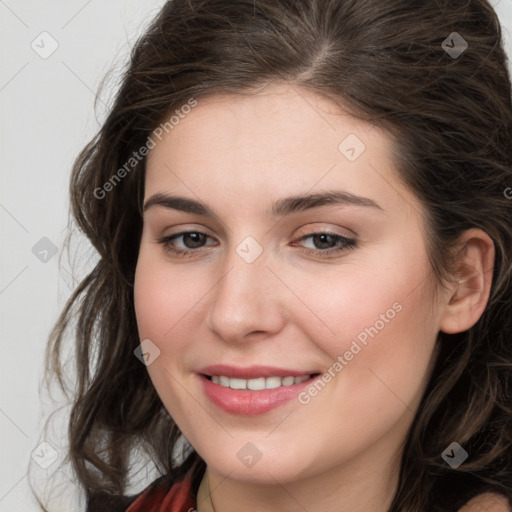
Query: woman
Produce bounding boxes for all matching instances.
[45,0,512,510]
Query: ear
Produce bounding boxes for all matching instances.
[439,229,495,334]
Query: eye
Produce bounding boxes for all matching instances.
[292,231,357,257]
[157,229,357,259]
[158,231,217,256]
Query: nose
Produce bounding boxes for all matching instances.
[205,245,288,343]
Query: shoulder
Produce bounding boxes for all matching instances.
[457,492,511,512]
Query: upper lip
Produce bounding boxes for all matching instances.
[198,364,318,379]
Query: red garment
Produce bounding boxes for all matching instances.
[127,473,196,512]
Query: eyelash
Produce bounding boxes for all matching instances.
[157,230,357,259]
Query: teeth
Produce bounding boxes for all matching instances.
[265,376,282,389]
[229,378,247,390]
[282,376,295,386]
[247,377,265,390]
[209,375,312,390]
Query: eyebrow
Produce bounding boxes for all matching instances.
[143,190,383,217]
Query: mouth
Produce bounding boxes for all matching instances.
[197,365,322,415]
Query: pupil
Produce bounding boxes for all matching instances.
[184,232,205,248]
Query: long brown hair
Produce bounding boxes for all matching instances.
[44,0,512,510]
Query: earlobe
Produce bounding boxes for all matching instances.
[439,229,495,335]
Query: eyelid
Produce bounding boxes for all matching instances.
[159,223,216,238]
[292,222,357,239]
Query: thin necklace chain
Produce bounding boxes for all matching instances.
[207,470,218,512]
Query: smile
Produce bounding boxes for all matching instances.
[198,365,322,415]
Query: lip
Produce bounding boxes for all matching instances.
[197,365,320,416]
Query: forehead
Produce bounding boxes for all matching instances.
[144,83,417,220]
[147,83,386,163]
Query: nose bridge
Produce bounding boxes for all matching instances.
[206,238,285,341]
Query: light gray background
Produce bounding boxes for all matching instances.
[1,1,511,510]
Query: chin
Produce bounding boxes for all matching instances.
[197,441,322,485]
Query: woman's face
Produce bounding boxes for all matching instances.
[134,83,446,485]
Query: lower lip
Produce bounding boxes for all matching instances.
[199,374,319,416]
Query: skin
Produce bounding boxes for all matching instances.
[133,83,495,512]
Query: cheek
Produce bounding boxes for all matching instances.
[289,239,438,422]
[134,247,205,343]
[133,251,205,415]
[312,295,437,470]
[134,263,172,342]
[290,236,434,352]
